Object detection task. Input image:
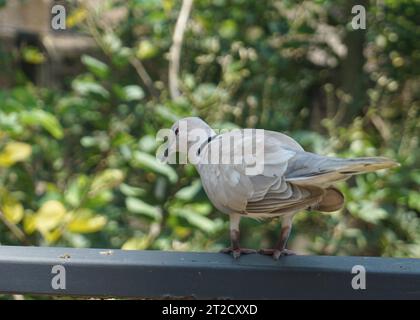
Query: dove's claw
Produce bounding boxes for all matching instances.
[273,249,296,260]
[259,248,296,260]
[220,247,257,259]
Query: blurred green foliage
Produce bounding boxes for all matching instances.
[0,0,418,260]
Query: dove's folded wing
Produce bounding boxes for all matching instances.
[197,130,325,216]
[246,184,325,216]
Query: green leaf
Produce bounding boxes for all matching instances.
[138,135,158,153]
[155,105,180,122]
[81,55,109,79]
[122,85,144,101]
[65,175,90,208]
[408,191,420,211]
[175,180,202,201]
[20,110,64,139]
[132,151,178,183]
[219,20,237,39]
[72,79,110,99]
[85,190,114,208]
[103,32,122,53]
[348,200,388,224]
[126,197,162,220]
[120,184,146,197]
[187,203,212,215]
[112,47,131,67]
[171,207,221,234]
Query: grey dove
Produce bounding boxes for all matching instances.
[163,117,399,259]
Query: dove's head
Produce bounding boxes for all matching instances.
[161,117,216,163]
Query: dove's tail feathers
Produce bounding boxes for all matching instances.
[332,157,400,174]
[286,155,399,187]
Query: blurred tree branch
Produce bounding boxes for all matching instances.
[0,209,31,246]
[85,8,159,98]
[169,0,194,100]
[128,56,159,99]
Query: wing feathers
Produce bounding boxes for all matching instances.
[246,184,324,215]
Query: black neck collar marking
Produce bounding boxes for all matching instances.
[197,135,217,156]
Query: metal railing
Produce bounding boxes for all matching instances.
[0,245,419,299]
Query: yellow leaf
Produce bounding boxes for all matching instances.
[163,0,174,13]
[66,8,87,28]
[23,213,36,235]
[135,41,158,60]
[34,200,66,233]
[121,236,149,250]
[2,200,24,224]
[22,47,45,64]
[0,142,32,167]
[90,169,125,195]
[67,209,107,233]
[174,226,191,238]
[43,228,62,244]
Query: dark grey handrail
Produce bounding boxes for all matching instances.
[0,245,419,299]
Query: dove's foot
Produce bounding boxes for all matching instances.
[259,248,296,260]
[220,247,257,259]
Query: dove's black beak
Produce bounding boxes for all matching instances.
[164,148,169,158]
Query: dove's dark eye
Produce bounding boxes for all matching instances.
[175,128,179,135]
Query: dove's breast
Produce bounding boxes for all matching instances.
[197,163,251,215]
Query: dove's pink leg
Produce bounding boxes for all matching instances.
[220,214,256,259]
[260,215,296,260]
